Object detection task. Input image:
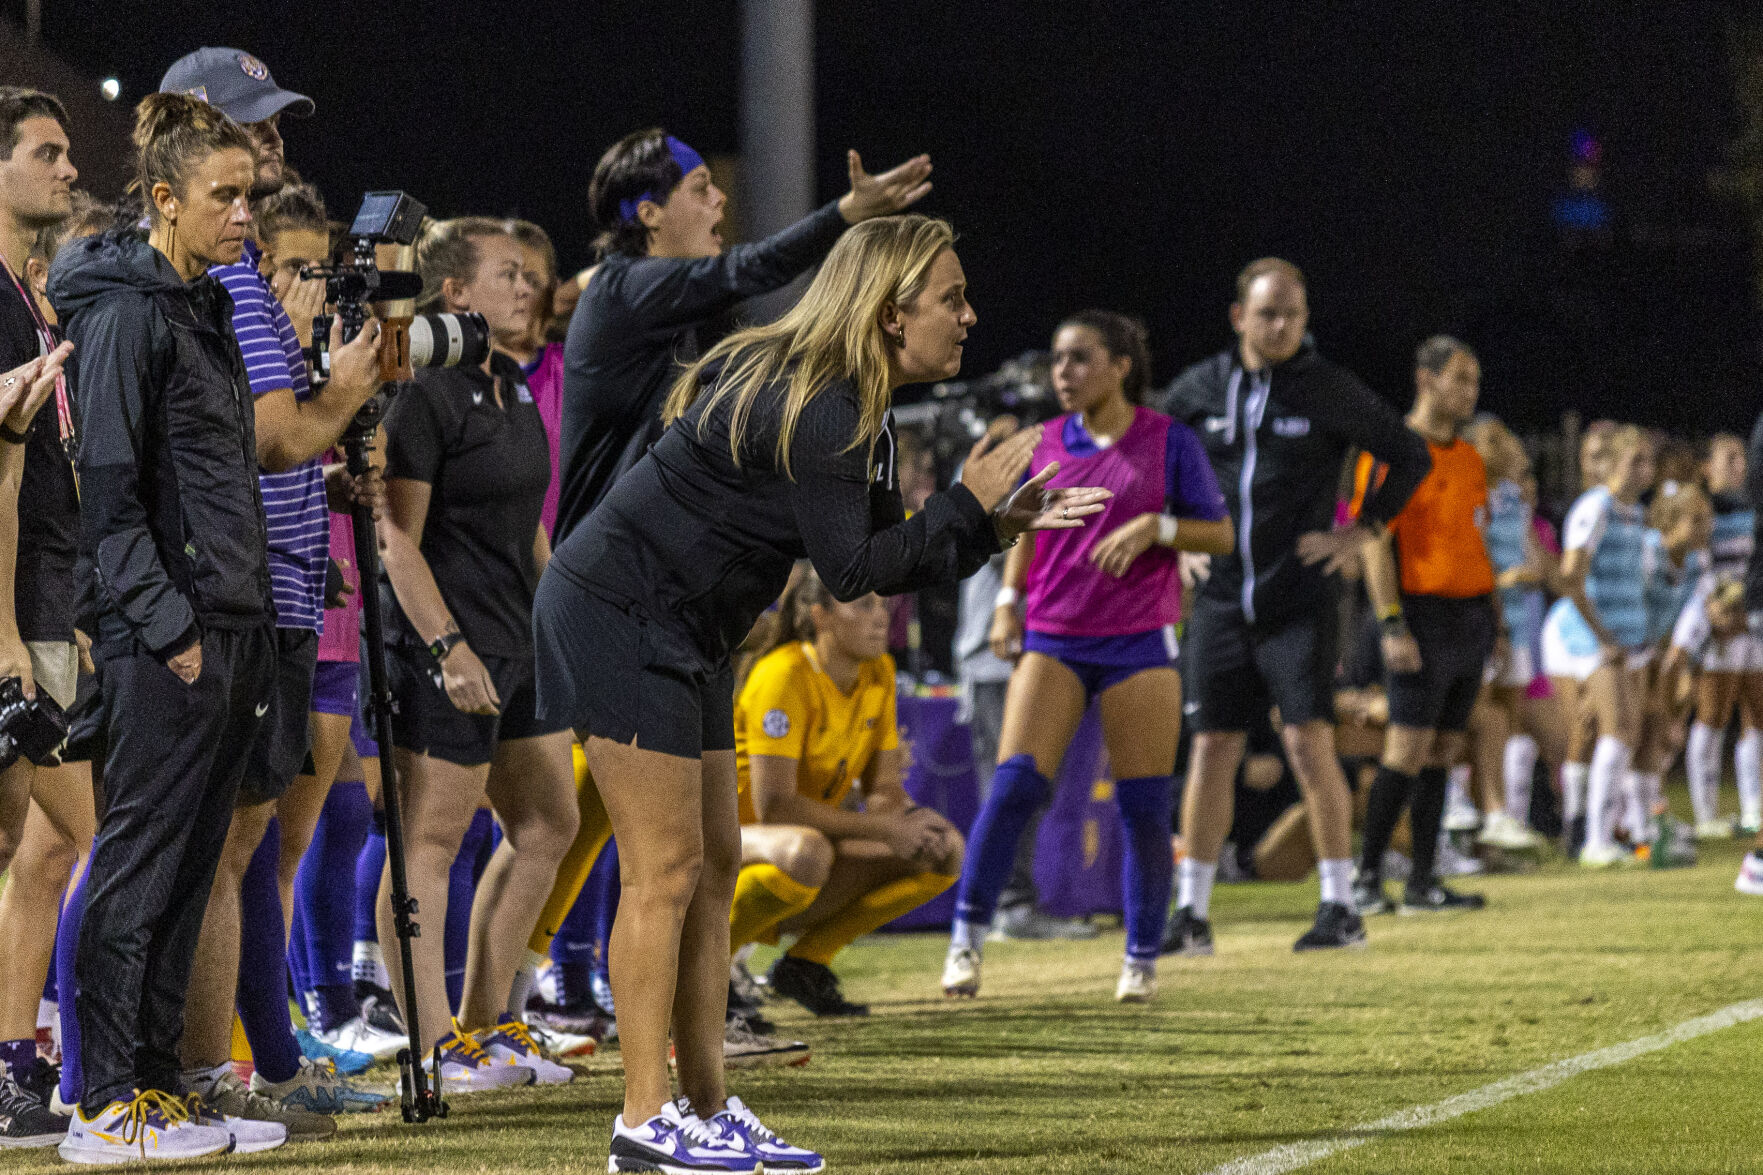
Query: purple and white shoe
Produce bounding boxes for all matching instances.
[608,1100,756,1174]
[712,1095,825,1173]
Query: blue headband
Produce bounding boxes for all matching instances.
[618,136,707,223]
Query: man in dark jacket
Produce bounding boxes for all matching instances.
[1159,258,1431,955]
[48,150,282,1145]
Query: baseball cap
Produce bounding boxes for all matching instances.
[158,47,314,123]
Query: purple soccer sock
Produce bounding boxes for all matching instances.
[0,1036,34,1076]
[1115,775,1176,964]
[352,810,387,948]
[57,868,86,1105]
[444,808,494,1014]
[235,821,303,1084]
[292,780,371,1031]
[954,754,1052,930]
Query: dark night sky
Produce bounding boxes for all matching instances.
[14,0,1762,433]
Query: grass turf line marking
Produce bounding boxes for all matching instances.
[1204,997,1763,1175]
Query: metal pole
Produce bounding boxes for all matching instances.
[25,0,40,44]
[740,0,815,319]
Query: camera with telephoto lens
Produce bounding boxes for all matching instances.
[301,191,491,437]
[0,675,69,771]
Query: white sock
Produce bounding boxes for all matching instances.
[1687,722,1720,824]
[1636,770,1664,843]
[1177,858,1217,918]
[1503,735,1538,824]
[1739,730,1762,823]
[1563,761,1590,821]
[1317,858,1353,906]
[950,919,986,953]
[1620,769,1649,844]
[1585,737,1632,852]
[1447,765,1474,810]
[352,940,390,991]
[507,948,546,1019]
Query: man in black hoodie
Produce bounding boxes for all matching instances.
[1160,259,1431,955]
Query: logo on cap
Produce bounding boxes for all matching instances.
[183,85,208,103]
[237,53,269,81]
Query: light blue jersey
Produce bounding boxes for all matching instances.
[1544,486,1649,655]
[1642,530,1708,646]
[1709,492,1754,579]
[1486,479,1542,644]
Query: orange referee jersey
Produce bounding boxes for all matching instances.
[1352,435,1495,598]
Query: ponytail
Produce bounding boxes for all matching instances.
[131,93,254,230]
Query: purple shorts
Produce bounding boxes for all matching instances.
[311,659,359,717]
[1024,627,1179,701]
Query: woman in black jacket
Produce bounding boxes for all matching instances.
[47,93,345,1160]
[535,214,1108,1174]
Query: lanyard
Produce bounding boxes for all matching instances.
[0,252,75,466]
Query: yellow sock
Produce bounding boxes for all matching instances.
[230,1013,252,1066]
[526,747,614,956]
[729,864,820,953]
[788,872,957,966]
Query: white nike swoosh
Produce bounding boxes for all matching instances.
[256,702,269,717]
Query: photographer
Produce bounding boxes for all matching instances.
[377,216,577,1090]
[48,92,273,1162]
[156,51,388,1129]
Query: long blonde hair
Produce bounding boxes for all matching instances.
[663,214,955,476]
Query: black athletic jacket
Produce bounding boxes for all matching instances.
[548,365,1000,667]
[49,230,273,658]
[1161,343,1430,625]
[552,200,849,545]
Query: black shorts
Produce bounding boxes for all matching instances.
[1185,593,1338,732]
[238,627,318,806]
[1386,595,1496,733]
[61,669,105,766]
[387,642,565,767]
[532,572,735,760]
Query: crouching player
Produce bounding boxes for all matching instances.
[728,570,962,1017]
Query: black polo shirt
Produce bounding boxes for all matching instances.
[382,350,551,659]
[0,275,79,642]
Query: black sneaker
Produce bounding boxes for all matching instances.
[0,1062,68,1148]
[728,1002,778,1036]
[1293,901,1368,952]
[358,987,407,1037]
[11,1057,57,1108]
[1401,881,1487,913]
[1159,906,1214,956]
[1352,876,1394,916]
[767,956,869,1017]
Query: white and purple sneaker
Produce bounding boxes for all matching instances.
[712,1095,826,1173]
[608,1100,756,1174]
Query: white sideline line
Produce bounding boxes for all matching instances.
[1204,998,1763,1175]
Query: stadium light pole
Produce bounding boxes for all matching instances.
[740,0,814,320]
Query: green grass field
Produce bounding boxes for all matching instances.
[14,793,1763,1174]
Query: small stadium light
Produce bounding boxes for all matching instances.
[100,78,120,102]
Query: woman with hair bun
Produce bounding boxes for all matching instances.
[49,91,273,1162]
[945,310,1234,1006]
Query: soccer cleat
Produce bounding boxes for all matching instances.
[730,947,766,1008]
[941,945,981,997]
[0,1061,68,1148]
[357,987,408,1038]
[311,1014,406,1063]
[251,1055,390,1114]
[1400,882,1487,913]
[720,1019,810,1069]
[1695,818,1737,842]
[1735,849,1763,896]
[608,1100,757,1173]
[1578,843,1632,869]
[1352,876,1395,917]
[1442,794,1482,833]
[523,1021,598,1060]
[182,1090,287,1154]
[191,1068,332,1143]
[1115,960,1157,1004]
[526,999,613,1048]
[987,904,1099,941]
[58,1090,232,1165]
[767,955,870,1017]
[1476,811,1542,851]
[1293,902,1367,952]
[425,1024,537,1091]
[712,1095,826,1173]
[1159,905,1215,956]
[475,1015,576,1084]
[294,1025,374,1076]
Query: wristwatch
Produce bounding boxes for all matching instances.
[427,630,464,664]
